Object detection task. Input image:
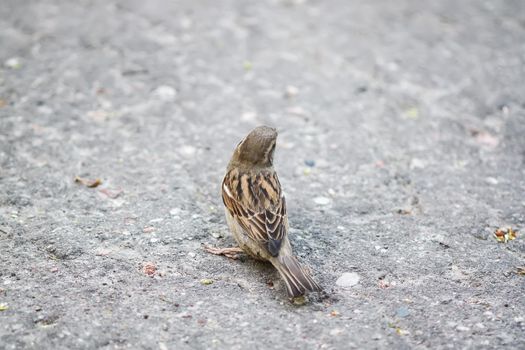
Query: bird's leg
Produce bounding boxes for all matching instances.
[203,245,244,259]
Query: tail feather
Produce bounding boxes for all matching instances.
[272,254,322,298]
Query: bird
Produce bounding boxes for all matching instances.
[205,125,322,299]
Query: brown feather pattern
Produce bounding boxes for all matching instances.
[222,168,286,249]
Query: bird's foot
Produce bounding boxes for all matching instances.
[203,245,244,259]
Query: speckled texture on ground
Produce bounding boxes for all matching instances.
[1,0,525,349]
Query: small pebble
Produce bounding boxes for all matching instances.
[485,177,498,185]
[4,57,21,69]
[355,86,368,94]
[396,306,410,318]
[152,85,177,101]
[143,227,155,233]
[336,272,360,287]
[286,106,307,116]
[304,159,315,167]
[410,158,425,170]
[143,262,157,276]
[170,208,181,216]
[315,159,329,168]
[313,196,330,205]
[187,252,196,258]
[211,231,223,239]
[241,112,257,121]
[179,145,196,157]
[284,85,299,98]
[329,328,343,336]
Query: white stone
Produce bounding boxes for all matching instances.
[313,196,330,205]
[4,57,21,69]
[456,325,470,332]
[285,85,299,97]
[485,177,498,185]
[329,328,343,336]
[336,272,360,287]
[241,112,257,121]
[179,145,196,157]
[410,158,425,170]
[152,85,177,101]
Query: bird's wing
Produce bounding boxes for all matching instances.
[222,169,287,257]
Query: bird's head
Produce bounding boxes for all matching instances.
[231,126,278,167]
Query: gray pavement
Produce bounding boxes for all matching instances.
[1,0,525,349]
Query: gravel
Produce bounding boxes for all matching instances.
[335,273,361,288]
[1,0,525,349]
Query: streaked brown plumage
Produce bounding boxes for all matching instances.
[212,125,321,298]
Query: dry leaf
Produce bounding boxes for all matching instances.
[494,227,518,243]
[396,208,412,215]
[74,176,102,188]
[143,226,155,234]
[143,262,157,276]
[508,228,517,240]
[470,129,499,148]
[292,296,307,305]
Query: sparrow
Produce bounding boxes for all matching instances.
[206,126,322,298]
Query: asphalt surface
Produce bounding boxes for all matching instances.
[1,0,525,349]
